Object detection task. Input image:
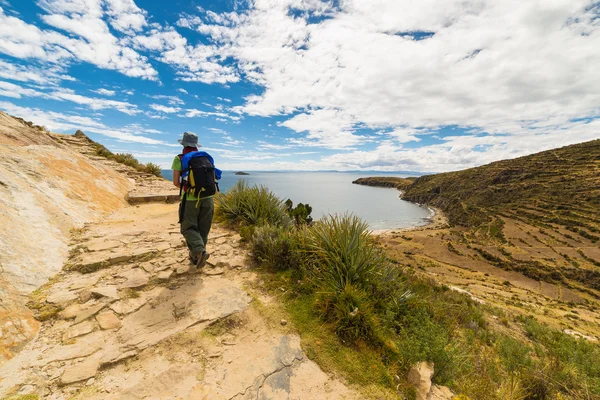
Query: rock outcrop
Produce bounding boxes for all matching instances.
[0,112,132,364]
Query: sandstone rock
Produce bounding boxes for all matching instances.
[154,243,171,252]
[60,357,100,385]
[140,263,155,273]
[100,349,137,366]
[428,384,455,400]
[91,285,119,301]
[47,290,78,305]
[119,269,149,289]
[214,236,229,245]
[63,321,95,341]
[280,319,288,326]
[408,361,434,400]
[78,289,93,303]
[109,288,163,315]
[59,304,84,320]
[86,240,121,252]
[157,270,173,281]
[68,274,101,290]
[73,303,105,325]
[96,311,121,330]
[176,264,193,275]
[204,267,225,276]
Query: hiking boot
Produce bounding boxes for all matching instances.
[188,251,198,265]
[196,251,210,269]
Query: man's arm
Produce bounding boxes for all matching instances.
[172,170,181,188]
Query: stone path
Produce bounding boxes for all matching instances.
[0,203,359,400]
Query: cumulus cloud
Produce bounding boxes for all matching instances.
[0,101,167,145]
[131,26,238,84]
[0,2,157,79]
[91,88,116,96]
[150,104,181,113]
[0,60,74,85]
[179,0,600,166]
[147,94,184,105]
[0,81,140,114]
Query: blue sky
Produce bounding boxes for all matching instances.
[0,0,598,172]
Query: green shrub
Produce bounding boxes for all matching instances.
[300,214,390,293]
[322,283,380,343]
[285,199,313,225]
[144,162,162,177]
[216,180,292,228]
[251,224,301,271]
[111,153,141,169]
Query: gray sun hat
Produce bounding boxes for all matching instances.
[178,131,202,148]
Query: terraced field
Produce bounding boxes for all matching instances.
[375,139,600,339]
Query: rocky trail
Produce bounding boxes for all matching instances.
[0,114,359,399]
[0,202,359,399]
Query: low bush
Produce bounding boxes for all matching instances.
[216,180,292,228]
[144,162,162,177]
[251,224,301,271]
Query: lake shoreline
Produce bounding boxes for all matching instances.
[370,205,448,236]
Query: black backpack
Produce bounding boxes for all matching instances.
[179,154,218,198]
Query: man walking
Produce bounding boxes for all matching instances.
[172,132,221,270]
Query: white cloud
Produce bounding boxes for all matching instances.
[131,27,238,84]
[177,88,188,94]
[147,94,184,105]
[0,2,157,79]
[0,60,73,85]
[0,81,140,114]
[182,107,241,121]
[150,103,181,113]
[181,0,600,161]
[0,100,167,145]
[90,88,116,96]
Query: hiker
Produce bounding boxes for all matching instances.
[172,132,222,270]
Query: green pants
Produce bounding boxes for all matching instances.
[180,196,214,256]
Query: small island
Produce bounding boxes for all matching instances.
[235,171,250,175]
[352,176,415,191]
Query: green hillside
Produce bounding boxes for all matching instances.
[403,139,600,233]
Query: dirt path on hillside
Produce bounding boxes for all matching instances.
[0,203,359,400]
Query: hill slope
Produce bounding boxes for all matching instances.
[402,139,600,231]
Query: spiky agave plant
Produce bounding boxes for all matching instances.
[216,180,291,228]
[302,213,389,293]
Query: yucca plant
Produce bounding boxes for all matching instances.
[301,214,390,294]
[215,180,292,228]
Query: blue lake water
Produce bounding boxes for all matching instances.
[162,170,432,230]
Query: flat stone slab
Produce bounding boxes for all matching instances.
[117,278,252,350]
[60,357,100,385]
[74,303,105,325]
[96,311,122,330]
[91,285,119,300]
[63,321,95,341]
[118,269,150,289]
